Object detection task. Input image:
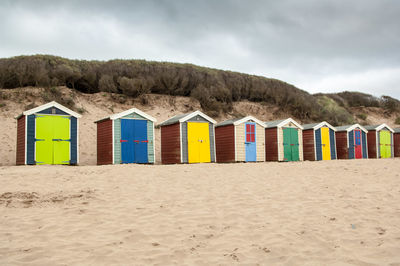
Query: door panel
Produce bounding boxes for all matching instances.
[134,120,148,163]
[283,128,292,161]
[35,115,54,164]
[321,127,331,160]
[354,130,362,159]
[380,131,391,158]
[290,128,300,161]
[121,119,135,163]
[188,122,211,163]
[52,116,70,164]
[245,123,256,162]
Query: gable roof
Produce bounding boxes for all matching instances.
[394,128,400,133]
[160,110,216,126]
[335,124,368,133]
[216,116,265,128]
[364,123,394,133]
[95,107,156,123]
[302,121,336,131]
[264,118,303,129]
[16,101,82,119]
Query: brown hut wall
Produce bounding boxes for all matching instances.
[367,131,377,159]
[215,125,235,163]
[336,132,348,159]
[265,128,278,161]
[303,129,315,161]
[97,119,113,165]
[16,115,26,165]
[394,133,400,157]
[161,123,181,164]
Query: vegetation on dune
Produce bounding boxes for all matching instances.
[0,55,399,125]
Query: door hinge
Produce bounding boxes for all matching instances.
[35,138,45,141]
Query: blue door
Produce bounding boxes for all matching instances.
[245,123,257,162]
[121,119,148,164]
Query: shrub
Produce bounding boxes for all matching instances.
[356,113,367,120]
[395,117,400,125]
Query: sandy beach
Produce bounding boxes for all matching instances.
[1,159,400,265]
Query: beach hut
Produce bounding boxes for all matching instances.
[302,122,337,161]
[95,108,156,165]
[15,101,81,165]
[160,110,216,164]
[335,124,368,159]
[394,128,400,157]
[215,116,265,163]
[264,118,304,162]
[364,124,394,159]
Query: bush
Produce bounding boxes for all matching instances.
[356,113,367,120]
[395,117,400,125]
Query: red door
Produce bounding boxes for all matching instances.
[354,130,362,159]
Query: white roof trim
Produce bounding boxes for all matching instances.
[345,124,368,133]
[374,123,395,133]
[179,110,217,124]
[311,121,337,131]
[276,118,304,129]
[233,116,266,127]
[108,108,156,122]
[22,101,82,118]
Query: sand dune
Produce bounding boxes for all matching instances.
[1,159,400,265]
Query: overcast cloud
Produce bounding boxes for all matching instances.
[1,0,400,98]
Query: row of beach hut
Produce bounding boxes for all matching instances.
[15,101,400,165]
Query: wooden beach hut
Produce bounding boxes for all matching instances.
[302,122,337,161]
[335,124,368,159]
[215,116,265,163]
[365,124,394,159]
[160,110,216,164]
[95,108,156,165]
[394,128,400,157]
[15,101,81,165]
[264,118,304,162]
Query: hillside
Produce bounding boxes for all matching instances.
[0,87,399,166]
[1,55,399,126]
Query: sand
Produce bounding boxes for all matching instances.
[1,159,400,265]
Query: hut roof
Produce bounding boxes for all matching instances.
[15,101,82,119]
[159,110,216,126]
[216,116,265,128]
[94,107,156,123]
[264,118,303,129]
[335,124,368,133]
[302,121,336,131]
[394,128,400,133]
[364,124,394,133]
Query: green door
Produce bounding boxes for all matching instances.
[36,115,70,165]
[380,130,391,158]
[283,128,299,161]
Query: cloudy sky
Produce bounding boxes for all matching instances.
[1,0,400,98]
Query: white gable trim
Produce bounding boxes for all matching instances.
[311,121,336,131]
[233,116,266,127]
[374,123,395,133]
[22,101,82,118]
[107,107,157,122]
[179,110,217,124]
[346,124,368,133]
[277,118,304,130]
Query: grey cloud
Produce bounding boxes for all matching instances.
[0,0,399,98]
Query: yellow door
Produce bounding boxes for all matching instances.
[187,122,211,163]
[321,127,331,160]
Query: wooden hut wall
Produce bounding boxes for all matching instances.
[265,128,278,161]
[16,115,26,165]
[277,122,303,161]
[302,129,315,161]
[314,127,337,161]
[336,132,348,159]
[235,123,265,162]
[97,119,113,165]
[367,130,377,158]
[215,125,235,163]
[181,115,215,163]
[161,123,181,164]
[113,112,155,164]
[394,133,400,157]
[329,129,337,159]
[347,129,368,159]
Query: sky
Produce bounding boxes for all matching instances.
[1,0,400,98]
